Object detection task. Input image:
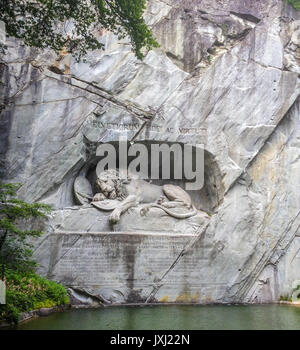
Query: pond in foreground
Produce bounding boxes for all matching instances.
[14,304,300,330]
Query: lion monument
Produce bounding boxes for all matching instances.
[77,169,200,225]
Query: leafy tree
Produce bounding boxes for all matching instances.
[0,183,51,279]
[286,0,300,10]
[0,0,159,61]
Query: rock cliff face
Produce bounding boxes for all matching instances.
[1,0,299,304]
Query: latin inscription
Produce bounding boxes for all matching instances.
[92,120,206,137]
[54,233,211,287]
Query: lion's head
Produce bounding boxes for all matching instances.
[95,169,129,201]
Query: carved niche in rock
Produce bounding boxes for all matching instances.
[74,167,209,226]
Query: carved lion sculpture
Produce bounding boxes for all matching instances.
[90,169,199,225]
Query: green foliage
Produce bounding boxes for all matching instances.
[0,184,67,324]
[292,285,300,300]
[0,0,159,61]
[0,268,69,324]
[0,183,51,274]
[279,295,292,302]
[33,299,57,309]
[286,0,300,10]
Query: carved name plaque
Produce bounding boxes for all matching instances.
[55,233,192,287]
[46,232,227,303]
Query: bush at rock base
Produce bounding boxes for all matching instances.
[0,267,69,324]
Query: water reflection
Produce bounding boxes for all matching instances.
[13,304,300,330]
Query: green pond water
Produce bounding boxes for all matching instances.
[11,304,300,330]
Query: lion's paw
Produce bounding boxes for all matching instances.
[140,206,150,216]
[109,210,121,224]
[157,196,166,205]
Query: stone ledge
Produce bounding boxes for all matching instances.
[279,301,300,307]
[0,304,71,328]
[48,206,209,235]
[54,231,199,237]
[20,304,71,322]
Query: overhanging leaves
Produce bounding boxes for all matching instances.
[0,0,159,61]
